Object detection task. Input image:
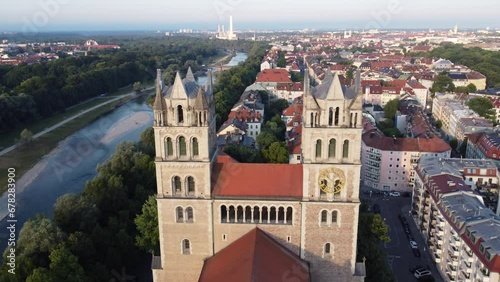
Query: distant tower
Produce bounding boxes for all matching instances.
[229,15,234,35]
[454,24,458,34]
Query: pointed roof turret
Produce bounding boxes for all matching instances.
[194,87,209,110]
[354,68,361,95]
[169,71,188,99]
[153,69,167,111]
[186,67,196,82]
[205,69,213,96]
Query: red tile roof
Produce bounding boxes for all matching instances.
[283,104,303,117]
[199,228,310,282]
[256,69,292,83]
[212,162,303,199]
[363,132,451,153]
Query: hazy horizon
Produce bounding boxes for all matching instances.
[2,0,499,32]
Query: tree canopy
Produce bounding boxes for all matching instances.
[467,96,495,121]
[384,98,399,120]
[430,73,455,93]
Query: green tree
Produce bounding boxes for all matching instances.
[430,73,455,93]
[20,128,33,145]
[384,99,400,120]
[449,138,458,150]
[133,81,142,92]
[49,245,87,282]
[256,131,278,150]
[467,97,495,121]
[223,145,263,163]
[277,51,286,68]
[135,195,159,254]
[436,119,443,129]
[26,268,52,282]
[371,214,390,243]
[262,141,289,163]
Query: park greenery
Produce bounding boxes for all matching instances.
[430,72,455,94]
[357,203,395,282]
[0,36,258,135]
[467,96,496,122]
[411,44,500,87]
[378,99,403,137]
[0,129,157,281]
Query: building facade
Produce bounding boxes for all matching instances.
[412,158,500,282]
[152,69,365,281]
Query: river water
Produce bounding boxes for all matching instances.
[197,51,248,85]
[0,96,153,250]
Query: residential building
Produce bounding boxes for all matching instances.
[412,157,500,282]
[361,120,451,192]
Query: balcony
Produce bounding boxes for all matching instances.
[460,271,472,282]
[434,254,442,263]
[461,260,472,272]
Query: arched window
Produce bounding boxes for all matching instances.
[177,105,184,123]
[262,206,269,222]
[192,138,199,157]
[278,207,285,223]
[253,206,260,223]
[228,206,236,223]
[237,206,244,223]
[332,210,338,224]
[354,113,358,128]
[173,176,182,195]
[187,176,195,196]
[343,140,349,159]
[310,112,314,127]
[328,139,336,158]
[179,136,187,156]
[328,107,333,126]
[316,140,322,158]
[334,107,340,126]
[166,137,173,157]
[221,205,228,223]
[286,207,293,225]
[186,207,194,223]
[176,207,184,222]
[182,239,191,255]
[245,206,252,222]
[270,207,277,223]
[350,113,354,128]
[198,112,202,126]
[320,210,328,225]
[324,243,332,257]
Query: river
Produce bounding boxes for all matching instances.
[0,96,153,250]
[197,51,248,85]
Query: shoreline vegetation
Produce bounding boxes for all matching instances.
[0,91,144,195]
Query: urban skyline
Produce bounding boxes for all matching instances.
[2,0,499,32]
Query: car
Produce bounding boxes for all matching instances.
[398,214,406,221]
[413,248,421,257]
[373,204,381,214]
[410,240,418,249]
[404,227,411,234]
[406,233,414,240]
[409,265,425,273]
[389,191,401,196]
[414,269,432,279]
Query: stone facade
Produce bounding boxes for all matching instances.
[152,69,364,282]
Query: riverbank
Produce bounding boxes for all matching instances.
[0,96,134,196]
[101,112,153,144]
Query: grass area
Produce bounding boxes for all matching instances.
[0,96,132,195]
[0,98,118,150]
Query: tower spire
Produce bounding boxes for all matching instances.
[186,67,195,82]
[153,69,168,126]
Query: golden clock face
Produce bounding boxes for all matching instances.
[318,167,345,194]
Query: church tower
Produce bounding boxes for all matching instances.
[152,68,216,282]
[300,70,363,281]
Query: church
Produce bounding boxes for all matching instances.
[151,67,366,281]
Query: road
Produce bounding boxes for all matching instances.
[0,87,154,157]
[361,186,444,282]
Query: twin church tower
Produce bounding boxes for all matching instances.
[152,67,365,281]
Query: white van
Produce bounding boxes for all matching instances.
[414,269,432,278]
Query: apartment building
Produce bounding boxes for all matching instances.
[412,157,500,282]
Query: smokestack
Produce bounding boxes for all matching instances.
[230,16,233,34]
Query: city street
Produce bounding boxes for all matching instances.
[361,187,444,282]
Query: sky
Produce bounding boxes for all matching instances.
[2,0,499,32]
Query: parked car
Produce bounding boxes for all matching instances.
[398,214,406,221]
[409,240,418,249]
[404,227,411,234]
[406,233,414,241]
[409,265,425,273]
[389,191,401,197]
[413,248,421,257]
[414,269,432,279]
